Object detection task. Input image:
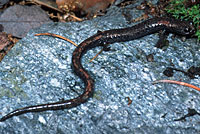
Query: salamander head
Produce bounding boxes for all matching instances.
[175,21,196,36]
[158,17,196,36]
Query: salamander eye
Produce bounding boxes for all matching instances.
[183,27,190,33]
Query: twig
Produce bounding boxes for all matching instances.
[89,48,104,62]
[35,33,78,47]
[152,79,200,92]
[35,33,104,62]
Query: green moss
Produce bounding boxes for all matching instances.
[93,90,102,100]
[0,88,13,98]
[165,0,200,40]
[0,68,28,98]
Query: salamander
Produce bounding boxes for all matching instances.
[0,17,195,122]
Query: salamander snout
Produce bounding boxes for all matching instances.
[182,22,196,35]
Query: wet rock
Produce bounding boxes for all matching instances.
[0,0,199,133]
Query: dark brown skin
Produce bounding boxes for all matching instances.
[0,17,195,122]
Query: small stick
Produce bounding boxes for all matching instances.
[35,33,78,47]
[89,48,104,63]
[35,33,104,62]
[153,79,200,92]
[69,14,83,22]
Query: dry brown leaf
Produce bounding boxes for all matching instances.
[56,0,115,18]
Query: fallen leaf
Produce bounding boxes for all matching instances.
[56,0,115,18]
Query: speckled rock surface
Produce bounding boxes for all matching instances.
[0,1,200,134]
